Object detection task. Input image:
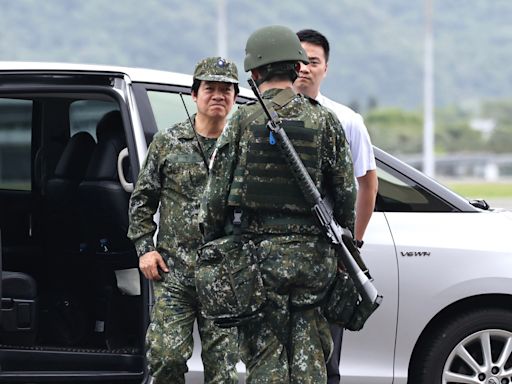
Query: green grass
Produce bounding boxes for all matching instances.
[445,182,512,198]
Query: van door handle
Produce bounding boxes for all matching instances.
[118,147,134,193]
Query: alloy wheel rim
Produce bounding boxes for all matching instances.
[443,329,512,384]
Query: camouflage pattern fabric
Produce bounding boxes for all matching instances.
[128,116,216,285]
[193,56,239,84]
[196,235,267,325]
[236,235,338,383]
[323,271,359,327]
[200,88,356,238]
[239,291,333,384]
[228,118,322,215]
[128,116,238,383]
[257,235,338,308]
[146,269,238,384]
[199,88,356,383]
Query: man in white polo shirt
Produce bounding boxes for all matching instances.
[294,28,378,384]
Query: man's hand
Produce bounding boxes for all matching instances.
[139,251,169,281]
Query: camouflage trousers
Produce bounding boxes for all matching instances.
[238,235,337,384]
[146,269,239,384]
[239,292,333,384]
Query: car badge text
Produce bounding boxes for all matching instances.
[401,251,431,257]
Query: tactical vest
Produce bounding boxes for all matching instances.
[227,90,323,216]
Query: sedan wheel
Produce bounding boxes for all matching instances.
[410,308,512,384]
[443,329,512,383]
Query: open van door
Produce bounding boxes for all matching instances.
[0,71,146,382]
[0,230,3,325]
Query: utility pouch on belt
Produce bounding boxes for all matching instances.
[323,264,379,331]
[323,239,381,331]
[195,235,266,328]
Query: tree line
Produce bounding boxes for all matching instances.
[365,99,512,155]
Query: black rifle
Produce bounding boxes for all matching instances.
[247,78,382,308]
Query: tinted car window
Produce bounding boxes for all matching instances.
[376,163,455,212]
[70,100,119,140]
[0,98,32,191]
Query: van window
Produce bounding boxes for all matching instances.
[70,100,119,140]
[147,90,197,131]
[0,98,32,191]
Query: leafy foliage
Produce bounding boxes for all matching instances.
[366,108,422,154]
[2,0,512,155]
[2,0,512,111]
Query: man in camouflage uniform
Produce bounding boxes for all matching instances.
[128,56,240,384]
[199,26,356,383]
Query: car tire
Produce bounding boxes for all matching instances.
[410,307,512,384]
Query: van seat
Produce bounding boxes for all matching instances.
[1,271,37,345]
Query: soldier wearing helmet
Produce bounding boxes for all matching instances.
[128,56,239,384]
[200,26,356,383]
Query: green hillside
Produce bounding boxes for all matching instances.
[1,0,512,110]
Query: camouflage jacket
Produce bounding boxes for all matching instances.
[200,88,356,241]
[128,116,216,284]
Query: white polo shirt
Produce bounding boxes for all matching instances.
[316,92,376,178]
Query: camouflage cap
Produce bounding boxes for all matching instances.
[193,56,239,84]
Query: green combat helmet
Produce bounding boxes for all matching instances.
[193,56,239,84]
[244,25,309,72]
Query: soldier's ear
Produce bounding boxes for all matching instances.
[250,69,260,81]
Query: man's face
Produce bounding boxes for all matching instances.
[294,42,328,98]
[193,81,236,119]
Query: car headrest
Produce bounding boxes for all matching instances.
[96,110,124,144]
[84,110,126,182]
[53,132,96,180]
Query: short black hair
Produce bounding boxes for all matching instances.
[191,79,239,96]
[191,79,201,95]
[254,61,298,84]
[296,29,330,63]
